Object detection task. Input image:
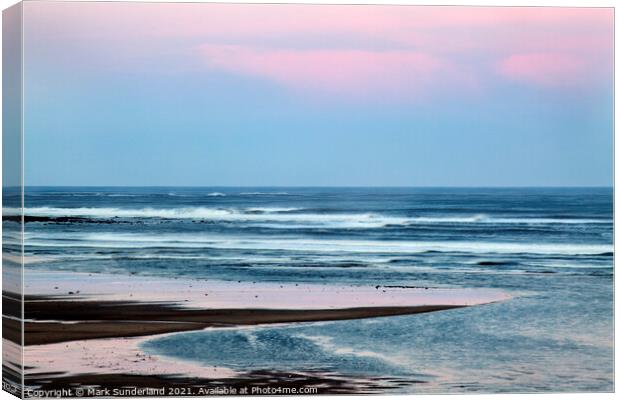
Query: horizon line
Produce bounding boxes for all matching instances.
[9,185,615,189]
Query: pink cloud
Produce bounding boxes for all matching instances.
[25,3,612,43]
[25,2,612,97]
[196,44,477,99]
[497,53,592,87]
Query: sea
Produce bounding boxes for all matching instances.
[11,187,614,393]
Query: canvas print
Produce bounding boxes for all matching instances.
[2,1,614,397]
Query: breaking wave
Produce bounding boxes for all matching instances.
[6,207,611,229]
[24,232,613,256]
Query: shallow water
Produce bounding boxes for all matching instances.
[13,187,614,393]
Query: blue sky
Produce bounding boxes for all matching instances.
[22,3,613,186]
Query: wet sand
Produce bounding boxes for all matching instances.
[9,295,460,395]
[7,293,465,345]
[7,270,510,395]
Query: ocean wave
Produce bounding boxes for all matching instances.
[402,215,610,225]
[7,207,610,228]
[9,207,408,228]
[207,192,226,197]
[24,232,613,256]
[12,206,234,220]
[244,207,304,213]
[239,192,290,196]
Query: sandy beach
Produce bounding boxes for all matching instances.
[9,269,510,394]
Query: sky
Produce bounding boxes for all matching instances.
[22,2,613,186]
